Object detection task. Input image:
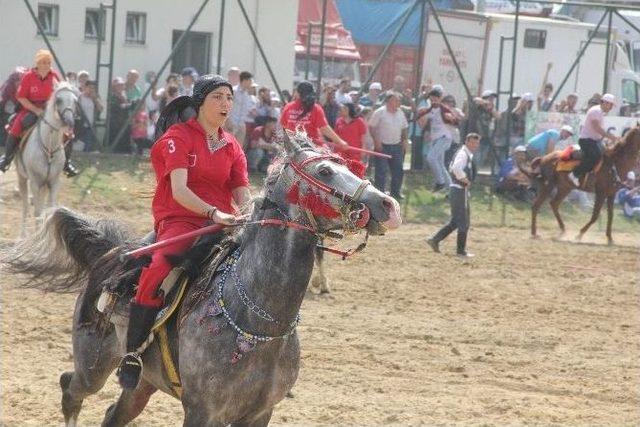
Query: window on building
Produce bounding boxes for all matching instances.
[85,8,106,40]
[125,12,146,44]
[37,3,59,37]
[622,79,639,104]
[524,29,546,49]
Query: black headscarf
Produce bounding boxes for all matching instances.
[296,80,316,120]
[155,74,233,140]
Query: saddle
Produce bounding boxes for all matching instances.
[97,230,234,319]
[93,231,236,398]
[555,145,603,174]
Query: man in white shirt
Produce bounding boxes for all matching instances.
[424,87,455,191]
[335,78,352,105]
[569,93,619,187]
[228,71,254,148]
[426,133,480,258]
[369,91,409,200]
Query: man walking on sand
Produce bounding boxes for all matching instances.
[426,133,480,258]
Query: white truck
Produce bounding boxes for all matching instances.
[422,9,640,109]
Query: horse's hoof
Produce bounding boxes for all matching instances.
[607,239,614,246]
[575,233,583,241]
[531,234,540,240]
[319,287,331,295]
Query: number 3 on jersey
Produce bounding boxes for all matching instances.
[167,139,176,153]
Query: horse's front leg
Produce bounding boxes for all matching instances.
[17,174,29,238]
[231,410,273,427]
[311,244,330,294]
[605,194,615,245]
[48,176,62,209]
[29,179,46,229]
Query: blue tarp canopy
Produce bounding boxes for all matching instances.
[335,0,473,47]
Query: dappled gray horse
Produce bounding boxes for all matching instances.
[2,131,401,426]
[15,82,78,236]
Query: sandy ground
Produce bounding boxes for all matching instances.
[1,173,639,425]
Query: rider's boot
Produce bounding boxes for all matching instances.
[456,231,474,258]
[63,140,79,177]
[0,134,19,172]
[117,302,159,390]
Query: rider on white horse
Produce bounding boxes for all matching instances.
[0,49,78,177]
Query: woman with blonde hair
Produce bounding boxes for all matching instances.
[0,49,78,176]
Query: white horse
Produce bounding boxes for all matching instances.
[15,82,78,236]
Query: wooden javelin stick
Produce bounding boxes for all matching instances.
[311,138,392,159]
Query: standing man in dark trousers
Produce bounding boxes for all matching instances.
[426,133,480,258]
[369,91,409,200]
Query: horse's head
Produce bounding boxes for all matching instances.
[51,82,80,128]
[263,130,401,236]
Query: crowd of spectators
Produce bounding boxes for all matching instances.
[2,59,639,204]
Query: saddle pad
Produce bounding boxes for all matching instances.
[556,160,580,172]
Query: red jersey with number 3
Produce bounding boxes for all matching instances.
[150,118,249,228]
[280,99,328,142]
[16,68,60,105]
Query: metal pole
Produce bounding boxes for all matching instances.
[104,0,117,149]
[360,0,420,93]
[411,0,427,170]
[95,4,104,89]
[305,22,313,81]
[503,0,520,152]
[236,0,284,100]
[603,8,613,93]
[23,0,66,76]
[496,36,506,111]
[548,9,608,107]
[614,9,640,35]
[427,0,472,100]
[107,0,211,151]
[216,0,225,75]
[317,0,328,93]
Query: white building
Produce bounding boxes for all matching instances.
[0,0,299,96]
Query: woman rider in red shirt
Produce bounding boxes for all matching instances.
[118,74,251,390]
[334,102,367,167]
[280,81,348,149]
[0,49,78,176]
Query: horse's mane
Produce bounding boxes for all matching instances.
[610,126,640,157]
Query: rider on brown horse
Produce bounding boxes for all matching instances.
[568,93,619,188]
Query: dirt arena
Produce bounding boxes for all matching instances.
[1,167,639,425]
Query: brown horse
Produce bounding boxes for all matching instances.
[529,127,640,243]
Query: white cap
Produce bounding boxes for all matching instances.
[560,125,574,134]
[432,84,444,93]
[514,145,527,152]
[602,93,616,104]
[521,92,534,102]
[77,70,89,78]
[482,89,497,98]
[369,82,382,91]
[628,171,636,181]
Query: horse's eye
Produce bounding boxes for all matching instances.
[318,166,333,177]
[56,98,63,105]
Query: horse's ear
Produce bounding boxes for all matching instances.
[281,129,299,154]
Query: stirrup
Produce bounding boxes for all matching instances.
[117,352,143,390]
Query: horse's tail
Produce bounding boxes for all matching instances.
[1,207,130,293]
